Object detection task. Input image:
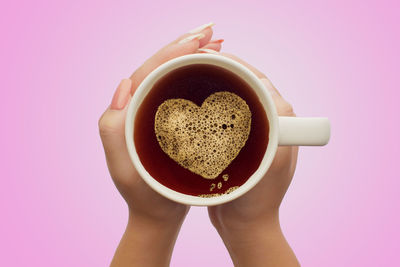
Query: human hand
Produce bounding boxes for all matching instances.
[207,54,300,266]
[98,23,222,267]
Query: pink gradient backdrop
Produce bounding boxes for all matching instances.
[1,0,399,266]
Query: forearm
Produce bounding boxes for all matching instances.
[111,212,185,267]
[215,217,300,267]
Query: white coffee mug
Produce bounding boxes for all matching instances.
[125,54,330,206]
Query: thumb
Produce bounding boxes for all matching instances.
[98,79,136,180]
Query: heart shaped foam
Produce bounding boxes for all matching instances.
[154,91,251,179]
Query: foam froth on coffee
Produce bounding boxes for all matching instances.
[198,186,239,198]
[154,91,251,179]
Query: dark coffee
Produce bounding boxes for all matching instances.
[134,64,269,196]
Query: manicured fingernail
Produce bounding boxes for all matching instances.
[178,33,205,44]
[110,79,132,110]
[188,22,215,34]
[209,39,224,44]
[197,48,219,54]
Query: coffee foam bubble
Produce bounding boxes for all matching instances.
[198,186,239,198]
[154,91,251,179]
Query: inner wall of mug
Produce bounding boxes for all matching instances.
[125,54,279,206]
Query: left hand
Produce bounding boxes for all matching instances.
[98,25,222,225]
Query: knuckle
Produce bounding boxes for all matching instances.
[278,102,295,116]
[284,104,295,116]
[98,112,118,137]
[98,112,106,130]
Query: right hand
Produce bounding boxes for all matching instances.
[208,53,298,228]
[207,53,300,266]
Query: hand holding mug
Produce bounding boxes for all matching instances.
[98,23,221,266]
[125,54,329,206]
[207,54,301,266]
[122,50,328,267]
[99,22,329,267]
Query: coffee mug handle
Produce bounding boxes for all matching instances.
[278,117,330,146]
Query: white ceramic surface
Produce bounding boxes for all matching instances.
[125,54,330,206]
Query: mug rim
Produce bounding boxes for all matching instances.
[125,54,279,206]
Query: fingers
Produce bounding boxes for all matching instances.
[196,39,224,55]
[130,23,217,94]
[200,41,223,52]
[260,78,295,117]
[209,39,224,44]
[219,52,267,79]
[99,79,137,182]
[218,52,295,117]
[174,22,215,47]
[101,24,222,183]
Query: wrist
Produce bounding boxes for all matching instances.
[128,207,188,230]
[128,204,189,228]
[210,213,299,267]
[111,210,187,267]
[210,207,280,234]
[214,214,281,243]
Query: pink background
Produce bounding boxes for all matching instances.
[1,0,399,266]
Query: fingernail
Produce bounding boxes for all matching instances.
[209,39,224,44]
[178,33,205,44]
[188,22,215,34]
[110,79,132,110]
[197,48,219,54]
